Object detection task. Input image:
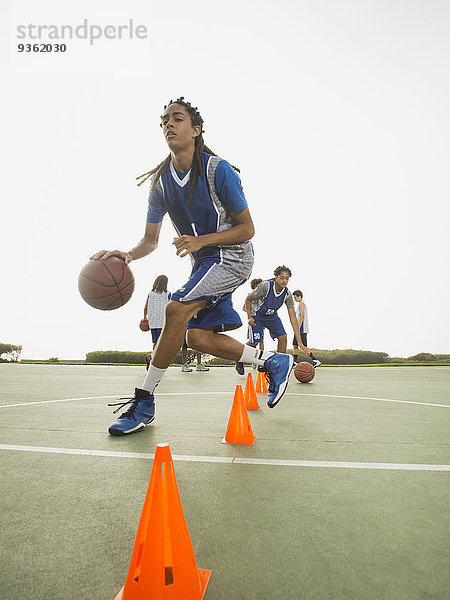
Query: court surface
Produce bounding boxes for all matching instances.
[1,364,449,600]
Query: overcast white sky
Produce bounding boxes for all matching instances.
[2,0,449,360]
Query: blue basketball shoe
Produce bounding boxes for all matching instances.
[264,353,294,408]
[108,388,155,435]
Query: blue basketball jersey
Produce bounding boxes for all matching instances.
[255,280,289,317]
[146,153,252,270]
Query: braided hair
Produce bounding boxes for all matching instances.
[136,97,239,204]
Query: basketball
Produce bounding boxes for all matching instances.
[78,257,135,310]
[294,361,315,383]
[139,318,150,331]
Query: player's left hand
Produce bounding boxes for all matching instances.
[172,235,204,257]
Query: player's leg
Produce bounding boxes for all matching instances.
[108,298,207,435]
[235,324,259,375]
[267,316,287,354]
[196,351,209,371]
[188,327,292,408]
[181,336,193,372]
[144,328,161,370]
[276,334,287,353]
[152,328,162,348]
[187,328,244,360]
[187,308,292,409]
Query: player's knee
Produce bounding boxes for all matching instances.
[165,300,189,326]
[186,328,207,350]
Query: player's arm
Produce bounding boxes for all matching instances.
[298,302,305,329]
[143,297,149,319]
[244,294,255,326]
[288,307,310,356]
[173,207,254,257]
[91,222,162,264]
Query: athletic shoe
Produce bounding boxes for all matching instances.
[257,365,267,372]
[144,353,152,371]
[312,359,321,368]
[182,363,193,372]
[108,388,155,435]
[196,363,210,371]
[235,361,245,375]
[264,353,294,408]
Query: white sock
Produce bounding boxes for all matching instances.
[239,345,275,366]
[141,364,167,394]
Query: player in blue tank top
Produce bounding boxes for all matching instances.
[92,98,296,434]
[235,266,313,373]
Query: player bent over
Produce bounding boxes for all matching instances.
[92,98,294,435]
[235,266,319,374]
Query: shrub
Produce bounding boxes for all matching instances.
[407,352,436,362]
[0,343,23,362]
[85,351,147,364]
[309,349,389,365]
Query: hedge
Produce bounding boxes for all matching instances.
[84,349,449,366]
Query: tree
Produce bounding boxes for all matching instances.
[0,343,23,362]
[407,352,436,362]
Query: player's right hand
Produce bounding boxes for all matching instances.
[90,250,133,264]
[248,317,256,326]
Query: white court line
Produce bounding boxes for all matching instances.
[234,457,450,471]
[0,393,229,409]
[0,444,448,471]
[0,391,448,409]
[290,393,450,408]
[0,395,118,408]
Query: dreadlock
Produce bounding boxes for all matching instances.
[136,97,239,204]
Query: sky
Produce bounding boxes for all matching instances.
[1,0,449,360]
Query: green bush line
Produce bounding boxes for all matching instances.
[8,361,449,368]
[5,348,448,367]
[83,349,449,366]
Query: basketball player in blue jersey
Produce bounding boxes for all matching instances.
[235,266,318,373]
[92,98,295,435]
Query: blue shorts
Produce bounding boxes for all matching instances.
[248,314,286,343]
[151,328,162,344]
[171,259,248,332]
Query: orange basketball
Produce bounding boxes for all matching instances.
[78,256,134,310]
[139,319,150,331]
[294,361,315,383]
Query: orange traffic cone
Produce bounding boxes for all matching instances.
[221,385,256,445]
[113,443,211,600]
[256,370,268,393]
[244,373,260,410]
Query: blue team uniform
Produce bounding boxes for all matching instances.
[249,280,291,342]
[147,153,254,331]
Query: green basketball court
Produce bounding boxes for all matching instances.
[1,364,448,599]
